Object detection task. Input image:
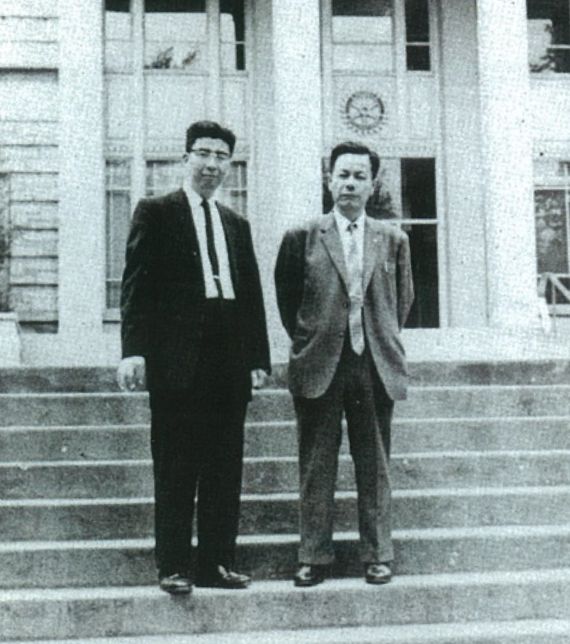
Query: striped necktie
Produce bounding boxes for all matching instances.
[346,221,365,355]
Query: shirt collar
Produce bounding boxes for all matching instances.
[333,206,366,232]
[182,180,215,213]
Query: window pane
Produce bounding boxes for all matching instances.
[401,158,436,220]
[105,0,132,72]
[106,160,131,309]
[405,0,429,42]
[221,0,246,71]
[401,158,438,327]
[333,0,392,18]
[146,160,184,196]
[535,189,569,273]
[107,158,131,190]
[534,158,569,184]
[222,161,248,215]
[145,0,207,70]
[146,0,205,11]
[107,0,130,10]
[406,45,430,71]
[403,223,439,328]
[333,0,393,43]
[0,174,10,312]
[528,0,570,72]
[333,44,393,72]
[527,0,570,44]
[222,43,246,72]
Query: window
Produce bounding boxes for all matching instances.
[534,159,570,273]
[221,0,246,71]
[322,156,439,328]
[332,0,394,73]
[0,174,10,312]
[103,0,249,310]
[534,159,570,305]
[144,0,207,71]
[405,0,430,71]
[527,0,570,73]
[105,161,131,309]
[105,0,133,73]
[399,158,438,327]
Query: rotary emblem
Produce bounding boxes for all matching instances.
[343,91,385,134]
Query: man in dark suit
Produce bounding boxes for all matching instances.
[118,120,270,595]
[275,141,414,587]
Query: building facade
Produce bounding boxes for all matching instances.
[0,0,569,366]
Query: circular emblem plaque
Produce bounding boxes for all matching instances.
[343,91,385,134]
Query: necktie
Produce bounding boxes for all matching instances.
[201,199,224,298]
[346,221,365,355]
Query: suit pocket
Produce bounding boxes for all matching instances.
[383,260,396,274]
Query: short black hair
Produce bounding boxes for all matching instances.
[330,141,380,179]
[185,120,236,155]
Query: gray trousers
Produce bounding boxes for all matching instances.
[293,340,394,565]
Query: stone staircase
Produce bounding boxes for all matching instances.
[0,362,570,643]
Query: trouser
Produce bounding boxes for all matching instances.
[149,300,250,578]
[293,339,394,565]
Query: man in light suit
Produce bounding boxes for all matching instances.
[117,121,270,595]
[275,141,414,587]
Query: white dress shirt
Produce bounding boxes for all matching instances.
[183,182,236,299]
[333,207,366,276]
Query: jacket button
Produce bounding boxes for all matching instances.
[338,331,344,338]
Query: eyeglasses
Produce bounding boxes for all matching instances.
[189,148,231,161]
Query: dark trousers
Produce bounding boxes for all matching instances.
[294,339,394,565]
[149,300,250,579]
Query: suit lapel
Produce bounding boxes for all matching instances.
[363,217,381,293]
[320,213,349,292]
[175,189,201,253]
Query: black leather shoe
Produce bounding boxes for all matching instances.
[365,562,392,585]
[294,564,326,587]
[159,573,193,595]
[195,565,251,589]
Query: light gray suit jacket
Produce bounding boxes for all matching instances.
[275,213,414,400]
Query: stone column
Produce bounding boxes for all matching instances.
[476,0,539,328]
[58,1,107,363]
[261,0,323,363]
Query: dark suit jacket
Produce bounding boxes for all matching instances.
[121,189,270,392]
[275,214,414,400]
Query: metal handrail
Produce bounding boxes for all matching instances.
[537,272,570,333]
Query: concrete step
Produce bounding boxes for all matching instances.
[11,619,569,644]
[0,360,569,393]
[1,525,570,589]
[2,450,570,499]
[1,569,569,641]
[408,359,570,387]
[1,416,569,462]
[0,385,569,427]
[2,486,570,541]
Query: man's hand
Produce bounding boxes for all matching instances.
[251,369,268,390]
[117,356,146,392]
